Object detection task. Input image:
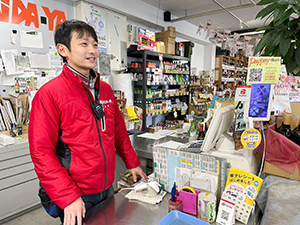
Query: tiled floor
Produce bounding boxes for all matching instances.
[2,207,59,225]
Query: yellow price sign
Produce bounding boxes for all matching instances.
[241,128,262,149]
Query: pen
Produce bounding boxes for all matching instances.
[171,182,176,202]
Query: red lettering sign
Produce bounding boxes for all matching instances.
[0,0,10,22]
[12,0,39,28]
[0,0,66,31]
[42,6,66,31]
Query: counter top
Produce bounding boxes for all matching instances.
[83,190,257,225]
[83,190,170,225]
[129,133,170,159]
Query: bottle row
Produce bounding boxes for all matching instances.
[130,60,189,72]
[277,110,300,146]
[134,98,188,116]
[144,73,189,86]
[189,120,207,141]
[134,88,189,99]
[222,58,248,69]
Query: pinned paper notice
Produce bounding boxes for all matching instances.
[20,30,43,48]
[0,50,24,75]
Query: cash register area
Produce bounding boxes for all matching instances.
[2,104,300,225]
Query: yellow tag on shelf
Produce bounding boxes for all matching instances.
[241,128,261,149]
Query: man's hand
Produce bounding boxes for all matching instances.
[63,197,86,225]
[131,166,148,182]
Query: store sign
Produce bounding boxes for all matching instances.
[0,0,66,31]
[246,57,281,84]
[235,85,251,102]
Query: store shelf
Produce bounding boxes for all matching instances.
[128,50,190,61]
[146,107,187,117]
[128,50,191,131]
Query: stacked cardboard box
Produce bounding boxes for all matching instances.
[156,26,176,55]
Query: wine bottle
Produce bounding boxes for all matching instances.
[198,123,205,140]
[189,120,196,138]
[277,111,292,139]
[291,118,300,145]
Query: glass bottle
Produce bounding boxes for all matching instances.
[291,118,300,145]
[198,123,205,140]
[277,111,292,139]
[189,120,196,138]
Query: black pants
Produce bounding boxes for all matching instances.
[59,186,114,224]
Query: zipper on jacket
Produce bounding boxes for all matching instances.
[82,82,107,190]
[94,114,107,190]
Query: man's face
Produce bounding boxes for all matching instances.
[59,31,99,76]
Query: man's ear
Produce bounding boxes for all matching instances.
[56,44,69,58]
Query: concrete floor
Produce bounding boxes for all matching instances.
[2,207,60,225]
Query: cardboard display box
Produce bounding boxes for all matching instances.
[264,162,300,181]
[258,123,300,181]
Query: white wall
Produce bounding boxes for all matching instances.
[83,0,215,72]
[0,0,74,87]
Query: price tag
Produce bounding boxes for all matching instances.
[241,128,262,149]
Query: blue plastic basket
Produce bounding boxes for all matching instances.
[158,210,210,225]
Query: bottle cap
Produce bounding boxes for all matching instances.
[283,110,292,125]
[277,116,283,129]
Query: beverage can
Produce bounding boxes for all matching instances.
[198,192,216,223]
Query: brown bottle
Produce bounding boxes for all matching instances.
[277,111,292,140]
[292,118,300,146]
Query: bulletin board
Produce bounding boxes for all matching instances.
[0,0,74,87]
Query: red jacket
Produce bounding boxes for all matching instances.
[29,65,140,209]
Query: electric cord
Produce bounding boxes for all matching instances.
[258,121,266,178]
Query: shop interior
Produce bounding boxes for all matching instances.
[1,0,300,225]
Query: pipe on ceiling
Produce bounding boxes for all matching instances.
[170,2,255,23]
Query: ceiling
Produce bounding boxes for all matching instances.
[141,0,267,36]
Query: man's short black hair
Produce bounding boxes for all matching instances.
[54,20,98,63]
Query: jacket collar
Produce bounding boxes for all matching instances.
[62,64,98,89]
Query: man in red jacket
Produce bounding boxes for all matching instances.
[29,20,147,225]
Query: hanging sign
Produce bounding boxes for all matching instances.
[247,57,281,84]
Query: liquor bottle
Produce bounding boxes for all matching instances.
[189,120,196,138]
[196,122,201,139]
[277,111,292,139]
[291,118,300,145]
[198,123,205,140]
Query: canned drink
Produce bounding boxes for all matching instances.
[11,123,18,137]
[198,192,216,223]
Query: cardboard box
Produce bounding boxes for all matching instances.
[156,41,165,53]
[258,123,300,181]
[156,30,176,40]
[264,162,300,181]
[165,41,175,55]
[162,26,176,32]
